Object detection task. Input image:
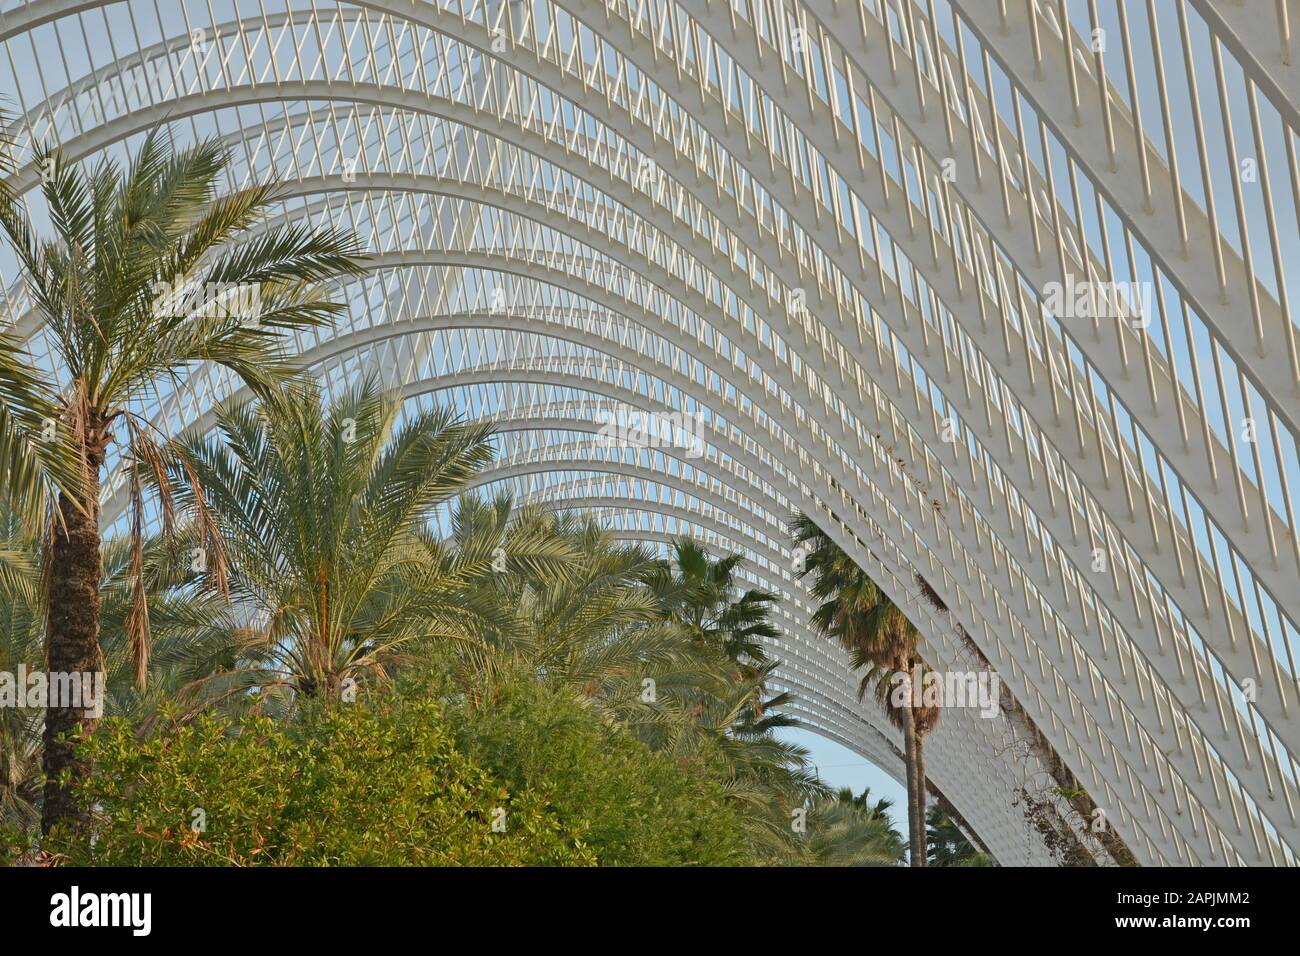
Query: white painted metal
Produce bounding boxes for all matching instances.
[2,0,1295,864]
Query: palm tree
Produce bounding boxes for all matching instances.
[864,657,940,864]
[162,377,496,707]
[0,127,365,834]
[640,539,842,858]
[790,512,936,866]
[646,538,778,668]
[440,501,693,709]
[643,538,785,735]
[0,503,238,836]
[927,805,991,866]
[782,786,906,866]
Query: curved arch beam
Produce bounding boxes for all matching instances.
[10,24,1284,816]
[4,0,1283,863]
[12,14,1300,822]
[7,0,1289,665]
[1185,0,1300,129]
[944,0,1299,418]
[476,464,1061,864]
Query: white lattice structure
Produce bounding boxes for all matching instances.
[2,0,1297,865]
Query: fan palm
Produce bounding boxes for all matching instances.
[163,377,495,708]
[0,126,364,833]
[639,539,843,857]
[645,538,778,667]
[790,512,936,866]
[643,538,789,736]
[437,509,827,859]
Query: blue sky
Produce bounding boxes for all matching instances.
[776,726,909,833]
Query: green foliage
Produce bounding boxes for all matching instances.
[0,503,237,829]
[1,379,915,869]
[1,487,910,867]
[30,680,762,866]
[438,501,687,703]
[452,679,751,866]
[0,507,41,830]
[164,376,495,705]
[926,805,989,867]
[781,787,906,866]
[42,697,594,866]
[1052,786,1089,802]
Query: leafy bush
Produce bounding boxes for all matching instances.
[452,680,751,866]
[32,683,754,866]
[43,697,594,866]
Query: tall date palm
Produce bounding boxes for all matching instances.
[0,127,364,833]
[0,502,239,835]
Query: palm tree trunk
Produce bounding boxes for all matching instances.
[41,442,104,836]
[901,689,924,867]
[914,727,927,866]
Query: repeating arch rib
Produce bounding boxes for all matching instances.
[2,0,1297,865]
[126,294,1161,862]
[11,2,1288,819]
[97,288,1103,864]
[10,0,1300,738]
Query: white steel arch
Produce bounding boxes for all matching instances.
[2,0,1297,865]
[92,307,1097,863]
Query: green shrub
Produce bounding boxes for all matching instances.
[44,697,594,866]
[31,681,755,866]
[453,681,751,866]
